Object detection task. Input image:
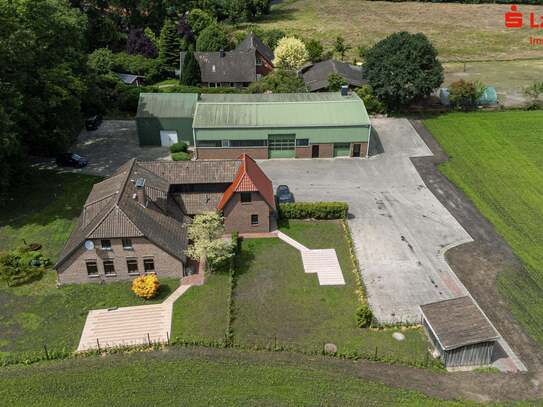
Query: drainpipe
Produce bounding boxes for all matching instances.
[366,124,372,158]
[193,128,197,160]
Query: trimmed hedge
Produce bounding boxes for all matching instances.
[170,142,188,153]
[278,202,348,220]
[171,152,191,161]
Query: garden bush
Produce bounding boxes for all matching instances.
[278,202,348,220]
[171,152,191,161]
[170,142,188,153]
[131,274,160,299]
[356,304,373,328]
[0,247,49,287]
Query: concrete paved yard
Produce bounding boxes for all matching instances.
[35,120,170,177]
[260,118,473,324]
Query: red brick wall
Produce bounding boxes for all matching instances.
[295,146,311,158]
[223,191,271,233]
[197,148,268,160]
[256,51,274,76]
[57,237,184,285]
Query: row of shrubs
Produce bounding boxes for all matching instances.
[170,142,191,161]
[278,202,349,220]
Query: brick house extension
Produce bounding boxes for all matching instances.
[55,155,276,284]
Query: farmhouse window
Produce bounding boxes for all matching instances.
[251,214,259,225]
[122,238,133,250]
[103,260,116,276]
[127,259,139,275]
[241,192,252,203]
[144,258,155,273]
[86,261,99,277]
[100,239,112,250]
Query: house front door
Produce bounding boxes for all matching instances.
[311,145,319,158]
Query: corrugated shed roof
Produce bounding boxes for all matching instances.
[136,93,198,118]
[301,59,367,92]
[194,92,370,128]
[420,296,500,350]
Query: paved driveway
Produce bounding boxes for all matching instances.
[260,118,473,324]
[34,120,170,177]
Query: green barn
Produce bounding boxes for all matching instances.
[192,92,371,160]
[136,93,198,146]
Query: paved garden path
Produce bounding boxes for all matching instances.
[276,231,345,286]
[77,284,191,352]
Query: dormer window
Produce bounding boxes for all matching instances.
[212,64,216,72]
[256,55,262,66]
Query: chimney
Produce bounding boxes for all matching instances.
[340,85,349,96]
[219,49,225,58]
[135,178,146,206]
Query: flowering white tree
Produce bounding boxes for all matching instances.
[273,37,309,71]
[185,212,235,271]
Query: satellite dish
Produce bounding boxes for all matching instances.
[84,240,95,251]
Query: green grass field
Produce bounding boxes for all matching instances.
[171,272,230,343]
[0,170,180,358]
[0,348,477,406]
[424,111,543,346]
[232,220,432,365]
[249,0,541,61]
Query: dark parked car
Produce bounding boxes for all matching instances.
[85,114,102,131]
[56,153,88,168]
[276,185,294,204]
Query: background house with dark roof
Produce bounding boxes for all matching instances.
[56,155,275,284]
[179,32,274,88]
[299,60,367,92]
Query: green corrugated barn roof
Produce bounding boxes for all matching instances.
[193,92,370,128]
[136,93,199,119]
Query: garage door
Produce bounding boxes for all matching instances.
[160,130,178,147]
[333,143,351,157]
[268,134,295,158]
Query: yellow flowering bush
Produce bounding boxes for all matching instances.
[131,274,160,299]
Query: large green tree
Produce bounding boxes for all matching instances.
[196,23,230,52]
[0,0,88,201]
[181,50,201,86]
[248,70,307,93]
[363,32,443,111]
[158,18,182,76]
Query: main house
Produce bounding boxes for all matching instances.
[299,59,367,92]
[136,91,372,159]
[55,155,276,284]
[179,32,274,88]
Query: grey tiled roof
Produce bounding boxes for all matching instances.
[180,51,256,84]
[301,59,367,92]
[235,32,274,63]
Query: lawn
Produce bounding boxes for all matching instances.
[0,169,180,358]
[0,169,101,262]
[248,0,541,61]
[232,220,432,366]
[424,111,543,346]
[0,348,478,406]
[171,272,230,343]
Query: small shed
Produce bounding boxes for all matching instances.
[420,296,500,368]
[136,93,198,146]
[115,72,145,86]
